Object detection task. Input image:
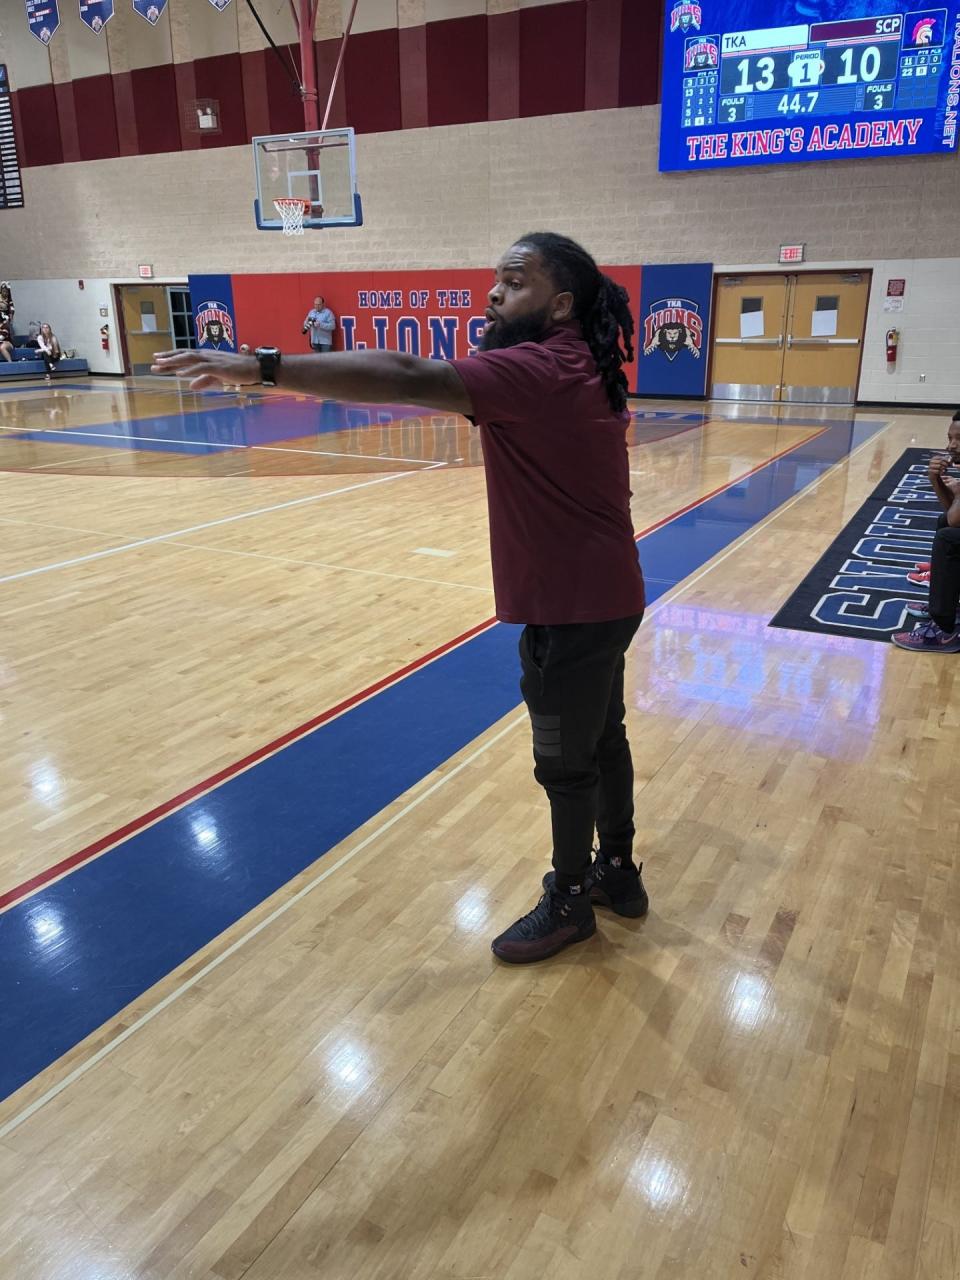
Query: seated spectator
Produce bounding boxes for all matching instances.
[0,283,15,327]
[0,313,13,362]
[892,409,960,652]
[23,320,41,350]
[36,322,62,380]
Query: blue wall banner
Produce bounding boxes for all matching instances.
[133,0,167,23]
[78,0,113,33]
[636,263,714,398]
[25,0,60,43]
[189,275,238,350]
[207,0,232,9]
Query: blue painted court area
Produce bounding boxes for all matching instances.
[0,414,888,1102]
[12,395,454,455]
[9,384,858,459]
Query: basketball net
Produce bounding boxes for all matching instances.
[274,198,310,236]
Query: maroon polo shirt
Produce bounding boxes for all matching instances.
[449,323,645,625]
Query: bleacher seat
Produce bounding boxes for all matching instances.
[0,338,89,379]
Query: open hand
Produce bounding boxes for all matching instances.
[151,348,259,390]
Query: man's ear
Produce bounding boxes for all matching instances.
[552,291,575,323]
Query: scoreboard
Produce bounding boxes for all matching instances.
[660,2,960,170]
[0,66,24,210]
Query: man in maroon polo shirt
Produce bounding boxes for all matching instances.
[152,231,648,964]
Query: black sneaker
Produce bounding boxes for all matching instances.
[543,854,649,919]
[491,886,596,964]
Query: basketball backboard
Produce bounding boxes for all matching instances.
[253,127,363,231]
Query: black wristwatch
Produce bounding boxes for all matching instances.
[254,346,282,386]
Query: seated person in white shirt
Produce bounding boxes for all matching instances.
[37,322,62,379]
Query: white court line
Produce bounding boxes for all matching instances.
[0,423,441,466]
[0,713,527,1141]
[27,452,120,470]
[0,513,491,594]
[0,465,444,587]
[171,539,493,594]
[0,515,156,539]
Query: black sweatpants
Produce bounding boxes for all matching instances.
[928,513,960,633]
[519,614,643,881]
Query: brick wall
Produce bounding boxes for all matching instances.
[2,106,959,278]
[4,104,960,402]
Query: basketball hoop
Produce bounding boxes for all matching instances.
[274,197,310,236]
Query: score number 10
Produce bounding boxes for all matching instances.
[727,45,889,95]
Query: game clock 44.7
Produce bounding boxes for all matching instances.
[660,0,960,171]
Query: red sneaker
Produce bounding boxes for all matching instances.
[907,568,931,586]
[914,561,931,572]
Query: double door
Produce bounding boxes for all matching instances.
[711,271,871,403]
[117,285,194,374]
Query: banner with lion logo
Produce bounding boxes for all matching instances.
[637,264,713,397]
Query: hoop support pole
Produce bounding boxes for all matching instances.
[298,0,320,131]
[321,0,359,132]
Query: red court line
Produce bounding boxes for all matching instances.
[637,426,828,538]
[0,617,497,913]
[0,425,828,913]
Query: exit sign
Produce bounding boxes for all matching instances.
[779,244,805,264]
[138,264,154,278]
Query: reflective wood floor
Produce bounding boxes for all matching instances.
[0,378,957,1280]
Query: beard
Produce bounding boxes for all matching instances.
[479,304,553,352]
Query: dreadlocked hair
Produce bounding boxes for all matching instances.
[517,231,635,414]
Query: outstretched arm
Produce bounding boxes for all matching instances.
[151,348,473,415]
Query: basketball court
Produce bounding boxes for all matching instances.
[1,0,959,1277]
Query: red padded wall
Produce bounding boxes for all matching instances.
[620,0,662,108]
[131,63,182,156]
[264,44,305,136]
[14,83,63,167]
[426,16,488,127]
[10,1,664,169]
[345,28,402,135]
[193,53,247,148]
[73,75,120,162]
[519,2,587,119]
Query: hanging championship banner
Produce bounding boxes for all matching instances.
[78,0,113,33]
[25,0,61,43]
[133,0,166,22]
[207,0,232,9]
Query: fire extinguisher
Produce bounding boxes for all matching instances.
[100,324,110,352]
[886,327,899,365]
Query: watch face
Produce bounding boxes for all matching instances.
[255,347,280,384]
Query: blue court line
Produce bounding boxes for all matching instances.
[0,416,886,1102]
